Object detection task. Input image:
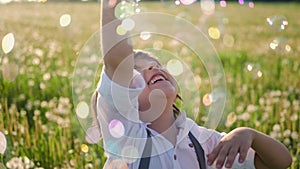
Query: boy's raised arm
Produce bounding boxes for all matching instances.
[101,0,134,86]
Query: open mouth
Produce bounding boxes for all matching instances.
[149,74,166,85]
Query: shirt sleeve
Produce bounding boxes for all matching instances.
[96,68,148,162]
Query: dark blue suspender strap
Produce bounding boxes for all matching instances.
[138,129,152,169]
[188,131,207,169]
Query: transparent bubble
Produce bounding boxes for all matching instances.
[0,131,7,154]
[2,33,15,54]
[245,63,263,79]
[60,14,71,27]
[166,59,183,76]
[109,119,125,138]
[2,62,19,82]
[269,37,291,54]
[76,101,89,119]
[201,0,215,15]
[81,144,89,153]
[121,145,139,163]
[266,15,288,32]
[114,1,136,19]
[179,0,196,6]
[108,159,128,169]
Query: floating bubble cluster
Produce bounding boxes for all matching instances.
[266,15,291,54]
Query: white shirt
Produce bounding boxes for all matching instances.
[96,69,256,169]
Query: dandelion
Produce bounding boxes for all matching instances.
[283,129,291,137]
[225,112,237,127]
[291,131,298,140]
[273,124,281,132]
[246,104,257,113]
[290,114,298,121]
[43,73,51,81]
[283,138,290,145]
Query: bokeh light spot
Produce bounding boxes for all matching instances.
[85,126,102,144]
[208,27,220,40]
[121,18,135,31]
[179,0,196,6]
[109,119,125,138]
[247,64,253,71]
[108,159,128,169]
[201,0,215,15]
[2,62,18,82]
[238,0,244,5]
[153,41,163,50]
[76,101,89,119]
[81,144,89,153]
[0,131,7,154]
[116,25,127,35]
[248,1,254,8]
[257,70,263,78]
[60,14,71,27]
[2,32,15,54]
[114,1,135,19]
[140,31,151,40]
[166,59,183,76]
[121,145,139,163]
[223,34,234,47]
[220,0,226,7]
[202,93,213,106]
[0,0,12,4]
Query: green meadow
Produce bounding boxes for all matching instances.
[0,1,299,168]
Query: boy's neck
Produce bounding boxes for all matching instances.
[148,109,179,145]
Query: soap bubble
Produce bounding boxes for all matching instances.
[269,37,291,54]
[266,15,288,32]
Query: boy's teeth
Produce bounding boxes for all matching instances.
[151,75,165,84]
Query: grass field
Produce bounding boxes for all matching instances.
[0,1,299,168]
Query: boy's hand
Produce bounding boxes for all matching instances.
[207,127,255,169]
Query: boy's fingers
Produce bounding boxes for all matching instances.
[225,147,239,168]
[238,147,248,163]
[216,145,230,169]
[207,144,222,165]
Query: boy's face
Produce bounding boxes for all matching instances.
[134,56,178,122]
